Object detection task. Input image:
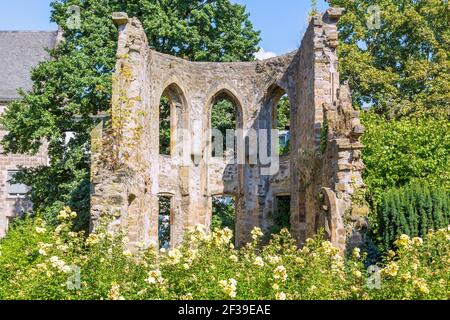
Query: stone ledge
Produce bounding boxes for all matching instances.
[112,12,129,26]
[326,7,345,20]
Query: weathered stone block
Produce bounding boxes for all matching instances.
[112,12,129,26]
[326,8,345,20]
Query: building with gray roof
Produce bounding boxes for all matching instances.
[0,30,58,237]
[0,31,58,100]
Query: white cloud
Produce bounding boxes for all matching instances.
[254,48,277,60]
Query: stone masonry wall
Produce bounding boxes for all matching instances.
[91,9,367,252]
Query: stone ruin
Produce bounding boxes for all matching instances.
[90,8,368,252]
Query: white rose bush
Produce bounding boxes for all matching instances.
[0,207,448,300]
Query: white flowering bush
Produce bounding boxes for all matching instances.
[0,208,448,300]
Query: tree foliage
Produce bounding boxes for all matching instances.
[211,99,237,136]
[158,196,171,248]
[362,112,450,205]
[276,96,291,156]
[159,96,171,155]
[276,95,290,131]
[210,98,237,156]
[270,196,291,235]
[327,0,449,118]
[211,197,236,231]
[0,0,260,221]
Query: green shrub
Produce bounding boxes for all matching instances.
[0,207,449,300]
[377,182,450,251]
[362,112,450,207]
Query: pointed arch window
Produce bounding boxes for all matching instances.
[209,90,242,159]
[159,84,187,157]
[267,86,291,156]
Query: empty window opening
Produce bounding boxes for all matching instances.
[159,85,185,156]
[159,95,171,155]
[7,170,29,198]
[158,196,173,249]
[211,195,236,235]
[211,93,238,158]
[270,195,291,234]
[274,94,290,156]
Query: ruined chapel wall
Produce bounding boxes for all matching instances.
[145,46,296,245]
[287,9,352,246]
[91,9,366,252]
[90,16,156,245]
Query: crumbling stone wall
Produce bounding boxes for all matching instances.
[91,8,367,252]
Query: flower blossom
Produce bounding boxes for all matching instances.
[108,283,125,300]
[145,269,165,286]
[251,227,263,241]
[275,292,286,300]
[352,247,361,259]
[254,256,264,267]
[219,278,237,298]
[35,227,46,234]
[273,265,288,282]
[413,278,429,295]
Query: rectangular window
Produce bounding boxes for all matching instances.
[158,196,173,249]
[273,195,291,233]
[7,170,29,197]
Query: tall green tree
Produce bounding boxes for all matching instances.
[327,0,449,118]
[1,0,260,224]
[276,95,290,131]
[362,112,450,204]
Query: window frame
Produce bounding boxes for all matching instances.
[6,170,29,199]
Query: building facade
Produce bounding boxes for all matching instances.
[0,31,57,237]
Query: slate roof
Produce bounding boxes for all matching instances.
[0,31,58,100]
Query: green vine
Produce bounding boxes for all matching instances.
[102,62,146,170]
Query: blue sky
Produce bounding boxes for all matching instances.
[0,0,329,56]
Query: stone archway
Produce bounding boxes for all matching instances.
[91,8,366,253]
